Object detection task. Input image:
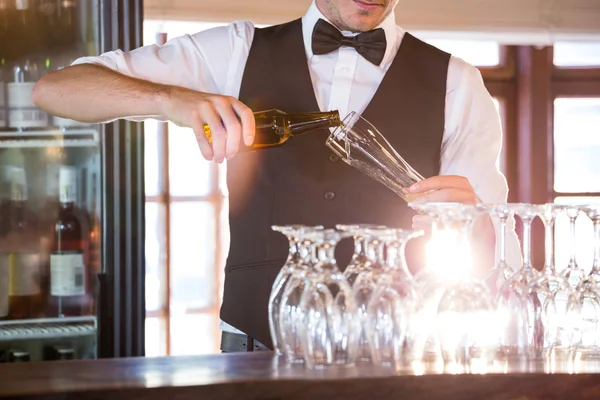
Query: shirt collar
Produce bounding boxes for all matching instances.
[301,0,400,67]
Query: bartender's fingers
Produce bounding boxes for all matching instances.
[409,188,479,206]
[192,119,214,161]
[202,102,228,163]
[408,175,473,193]
[212,97,241,159]
[231,99,256,147]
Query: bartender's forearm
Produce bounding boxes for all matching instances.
[32,64,170,123]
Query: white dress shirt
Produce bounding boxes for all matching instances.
[73,1,523,336]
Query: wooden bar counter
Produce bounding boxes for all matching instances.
[2,352,600,399]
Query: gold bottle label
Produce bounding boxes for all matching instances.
[8,253,41,296]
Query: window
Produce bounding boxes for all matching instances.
[423,38,501,66]
[143,21,229,357]
[554,42,600,67]
[550,41,600,275]
[553,98,600,193]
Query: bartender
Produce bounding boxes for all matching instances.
[32,0,522,352]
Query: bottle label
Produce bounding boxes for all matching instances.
[7,82,36,109]
[8,253,41,296]
[51,251,86,296]
[0,255,8,318]
[59,167,78,203]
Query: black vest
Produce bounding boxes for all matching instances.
[220,19,450,348]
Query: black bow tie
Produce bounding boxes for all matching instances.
[311,18,387,66]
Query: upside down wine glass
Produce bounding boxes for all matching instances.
[562,206,586,288]
[498,204,558,360]
[367,228,423,369]
[433,204,497,372]
[269,225,323,357]
[481,204,516,300]
[535,204,573,357]
[272,225,323,362]
[298,229,359,369]
[336,224,386,287]
[344,226,391,363]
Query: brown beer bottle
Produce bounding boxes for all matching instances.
[203,109,341,150]
[48,166,90,317]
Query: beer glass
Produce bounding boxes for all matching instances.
[326,112,426,203]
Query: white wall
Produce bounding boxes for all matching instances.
[144,0,600,45]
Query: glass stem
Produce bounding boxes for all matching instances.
[592,219,600,273]
[522,217,533,271]
[316,243,336,263]
[568,216,578,269]
[543,217,556,273]
[353,235,366,261]
[498,215,507,269]
[288,236,300,264]
[365,239,380,264]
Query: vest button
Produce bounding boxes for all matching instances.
[324,192,336,200]
[329,153,340,162]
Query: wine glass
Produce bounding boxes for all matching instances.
[367,228,423,369]
[408,202,466,364]
[496,204,538,358]
[497,204,559,360]
[562,206,586,288]
[535,204,573,358]
[481,204,517,300]
[433,204,497,372]
[566,279,600,360]
[325,112,428,202]
[580,205,600,286]
[269,225,323,356]
[566,204,600,360]
[344,226,392,363]
[336,224,386,287]
[277,227,324,363]
[298,229,359,369]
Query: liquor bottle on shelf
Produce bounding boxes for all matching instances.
[48,166,90,317]
[6,0,49,131]
[1,166,44,320]
[203,109,341,150]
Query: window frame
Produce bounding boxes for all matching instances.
[144,31,227,356]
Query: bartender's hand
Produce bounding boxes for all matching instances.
[406,175,491,234]
[162,87,255,163]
